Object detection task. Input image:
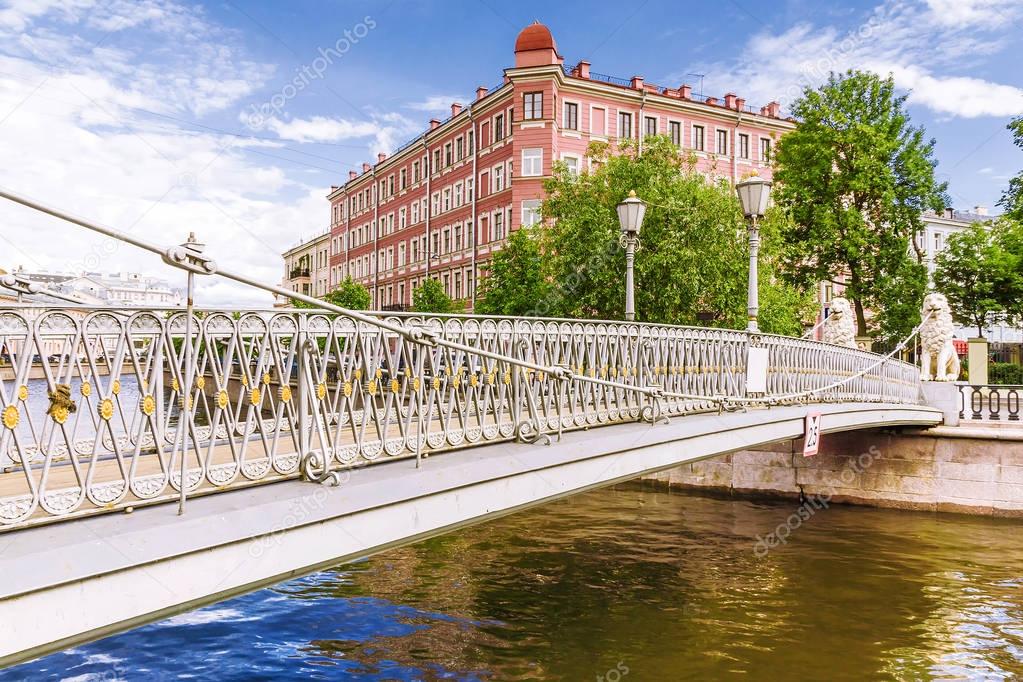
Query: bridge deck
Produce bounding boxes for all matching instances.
[0,401,941,667]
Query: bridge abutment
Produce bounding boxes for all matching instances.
[641,426,1023,516]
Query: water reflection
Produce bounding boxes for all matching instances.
[4,487,1022,680]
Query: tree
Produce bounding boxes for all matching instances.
[934,223,1012,337]
[999,116,1023,221]
[290,276,371,311]
[536,135,813,332]
[774,70,948,339]
[475,226,553,316]
[412,278,461,314]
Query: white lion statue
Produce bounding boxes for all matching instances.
[919,292,960,382]
[823,297,857,348]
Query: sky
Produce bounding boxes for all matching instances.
[0,0,1021,307]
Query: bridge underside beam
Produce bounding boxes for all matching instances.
[0,402,940,668]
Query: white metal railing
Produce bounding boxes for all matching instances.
[0,188,924,531]
[0,306,923,530]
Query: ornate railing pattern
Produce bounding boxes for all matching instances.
[0,306,923,531]
[958,384,1022,422]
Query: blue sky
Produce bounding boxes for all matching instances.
[0,0,1020,305]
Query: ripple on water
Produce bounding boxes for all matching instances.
[3,488,1023,681]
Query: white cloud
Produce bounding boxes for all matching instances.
[0,0,324,307]
[405,94,466,113]
[255,112,420,156]
[923,0,1021,27]
[679,0,1023,119]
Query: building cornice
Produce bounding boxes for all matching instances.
[331,85,514,199]
[505,64,795,132]
[282,231,330,258]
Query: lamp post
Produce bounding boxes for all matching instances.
[616,190,647,322]
[735,174,772,332]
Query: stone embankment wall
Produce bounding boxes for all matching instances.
[641,425,1023,517]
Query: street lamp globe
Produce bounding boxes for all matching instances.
[616,190,647,236]
[735,174,772,218]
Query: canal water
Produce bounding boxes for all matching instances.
[4,487,1022,681]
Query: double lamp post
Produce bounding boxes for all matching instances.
[615,174,772,329]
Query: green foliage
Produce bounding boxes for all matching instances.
[524,135,813,333]
[999,117,1023,221]
[935,220,1023,336]
[773,70,948,339]
[412,278,462,314]
[291,277,371,311]
[475,227,553,316]
[989,362,1023,386]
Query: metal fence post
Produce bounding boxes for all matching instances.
[297,314,311,467]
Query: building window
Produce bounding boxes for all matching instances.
[738,134,749,159]
[493,210,505,241]
[433,149,440,173]
[716,129,728,155]
[760,137,772,162]
[456,137,464,161]
[468,130,474,154]
[400,168,407,190]
[522,148,543,177]
[454,183,463,206]
[618,112,632,139]
[669,121,682,147]
[522,200,541,226]
[523,92,543,120]
[644,116,657,138]
[494,113,505,141]
[443,188,451,212]
[562,155,580,178]
[692,125,705,152]
[493,165,505,192]
[413,161,420,183]
[444,143,452,167]
[564,101,578,130]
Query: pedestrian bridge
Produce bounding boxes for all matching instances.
[0,189,943,667]
[0,305,942,666]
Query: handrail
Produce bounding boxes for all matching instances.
[0,188,921,404]
[0,187,926,531]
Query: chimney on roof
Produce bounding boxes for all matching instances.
[945,207,955,219]
[974,205,988,216]
[763,101,780,117]
[724,93,737,109]
[630,75,644,90]
[705,96,719,106]
[430,118,441,130]
[475,86,488,101]
[576,60,590,78]
[451,102,463,117]
[362,162,371,173]
[680,84,692,100]
[348,170,357,180]
[736,97,746,110]
[377,152,387,163]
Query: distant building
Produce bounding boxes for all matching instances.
[817,206,1022,347]
[5,267,183,307]
[284,21,794,310]
[278,231,330,307]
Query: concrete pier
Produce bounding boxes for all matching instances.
[642,424,1023,516]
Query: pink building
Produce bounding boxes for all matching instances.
[324,22,795,310]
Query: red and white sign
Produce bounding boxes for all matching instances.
[803,412,823,457]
